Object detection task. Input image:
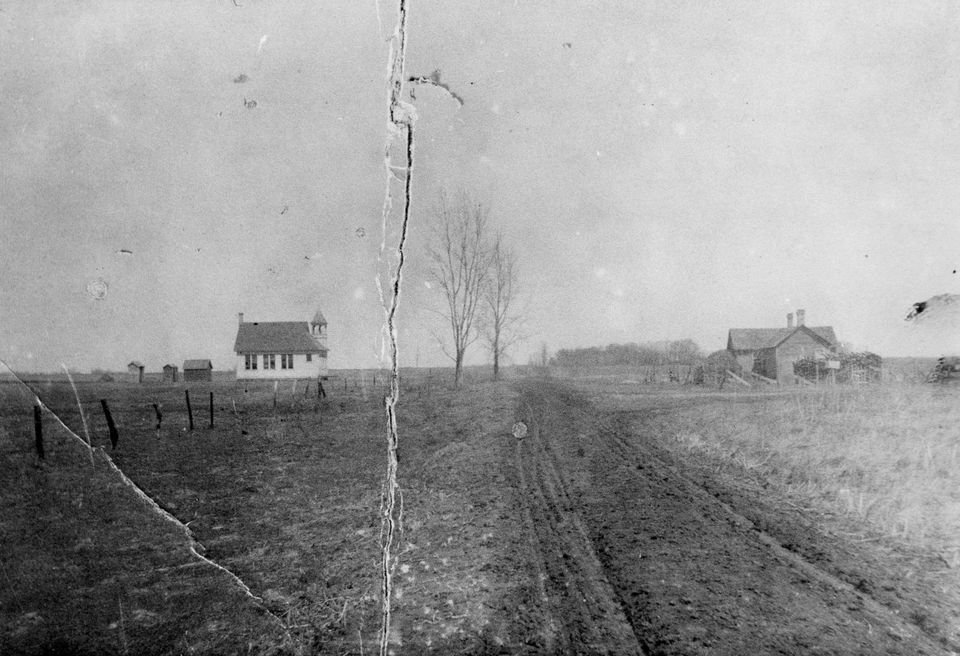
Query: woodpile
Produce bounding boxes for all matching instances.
[793,352,882,383]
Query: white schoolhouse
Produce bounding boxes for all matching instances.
[233,310,329,380]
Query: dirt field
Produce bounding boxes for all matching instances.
[520,379,959,655]
[2,371,959,654]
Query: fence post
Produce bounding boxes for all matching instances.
[100,399,119,449]
[185,390,194,431]
[33,403,44,460]
[152,403,162,437]
[209,392,214,429]
[232,399,247,435]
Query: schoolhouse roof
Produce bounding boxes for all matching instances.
[234,321,328,354]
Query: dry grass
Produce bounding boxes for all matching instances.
[639,383,960,552]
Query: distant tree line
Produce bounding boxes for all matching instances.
[550,339,702,368]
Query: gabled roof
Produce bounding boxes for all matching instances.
[311,310,327,326]
[728,326,837,351]
[162,363,178,369]
[771,325,837,349]
[234,322,328,354]
[183,359,212,370]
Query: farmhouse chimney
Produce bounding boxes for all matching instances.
[238,312,244,325]
[787,312,794,328]
[796,309,805,326]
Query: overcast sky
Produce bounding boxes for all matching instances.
[3,1,960,373]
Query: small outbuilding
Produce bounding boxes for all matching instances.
[162,364,179,383]
[183,359,213,382]
[127,361,145,384]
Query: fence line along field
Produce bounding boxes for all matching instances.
[0,369,528,655]
[5,365,960,653]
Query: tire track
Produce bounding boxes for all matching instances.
[514,397,645,655]
[514,379,953,655]
[594,409,950,653]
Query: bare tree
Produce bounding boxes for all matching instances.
[428,190,491,387]
[483,230,524,380]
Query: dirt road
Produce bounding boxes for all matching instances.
[508,379,952,655]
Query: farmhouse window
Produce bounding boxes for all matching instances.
[245,354,257,370]
[306,353,312,362]
[264,354,276,370]
[281,354,293,369]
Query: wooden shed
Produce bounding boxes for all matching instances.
[183,359,213,382]
[162,364,179,383]
[127,361,144,384]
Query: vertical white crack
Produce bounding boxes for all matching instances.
[376,1,413,654]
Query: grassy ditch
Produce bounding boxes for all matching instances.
[641,384,960,551]
[575,375,960,649]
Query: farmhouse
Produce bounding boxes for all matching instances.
[162,364,178,383]
[727,309,838,384]
[127,361,144,384]
[183,359,213,382]
[233,310,328,380]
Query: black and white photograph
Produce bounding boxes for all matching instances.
[3,2,960,654]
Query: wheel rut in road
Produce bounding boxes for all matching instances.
[511,379,951,655]
[514,397,645,655]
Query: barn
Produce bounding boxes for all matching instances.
[727,310,838,384]
[162,364,179,383]
[234,310,328,380]
[183,359,213,382]
[127,361,144,384]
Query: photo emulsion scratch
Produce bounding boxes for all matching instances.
[0,361,290,629]
[5,2,960,655]
[377,0,413,654]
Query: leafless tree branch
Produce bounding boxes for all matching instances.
[427,189,492,387]
[482,230,525,380]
